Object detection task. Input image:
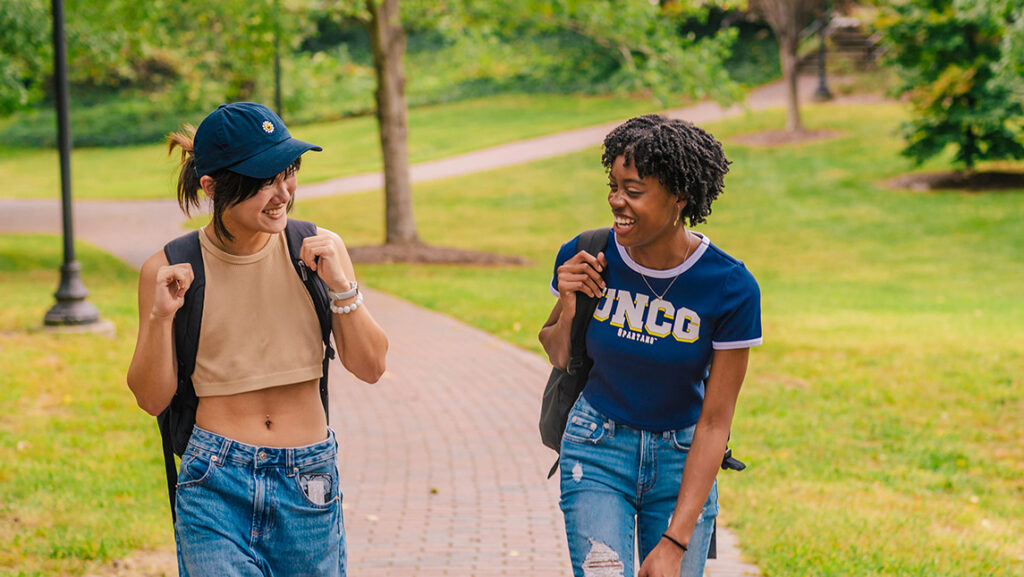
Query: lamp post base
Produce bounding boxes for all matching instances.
[43,261,101,326]
[42,318,116,337]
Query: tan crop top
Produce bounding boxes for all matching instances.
[191,228,323,397]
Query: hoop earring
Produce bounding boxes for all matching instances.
[673,212,680,227]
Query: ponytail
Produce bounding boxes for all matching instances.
[168,126,202,217]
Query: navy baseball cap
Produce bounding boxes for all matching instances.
[193,102,322,179]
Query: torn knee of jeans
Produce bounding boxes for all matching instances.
[582,539,624,577]
[572,461,583,482]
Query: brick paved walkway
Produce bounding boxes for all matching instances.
[331,290,569,575]
[3,78,828,575]
[332,289,761,576]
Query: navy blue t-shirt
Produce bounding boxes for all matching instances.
[550,230,762,431]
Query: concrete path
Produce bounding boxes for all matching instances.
[2,78,822,576]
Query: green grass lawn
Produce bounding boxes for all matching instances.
[0,237,169,577]
[293,102,1024,575]
[0,93,660,202]
[2,102,1022,575]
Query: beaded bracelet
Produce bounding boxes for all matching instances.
[330,291,363,314]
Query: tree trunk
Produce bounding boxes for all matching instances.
[963,125,976,172]
[367,0,418,245]
[754,0,819,133]
[779,35,803,132]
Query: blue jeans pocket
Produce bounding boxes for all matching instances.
[563,413,607,445]
[293,460,341,509]
[669,424,697,452]
[563,398,609,446]
[177,450,217,489]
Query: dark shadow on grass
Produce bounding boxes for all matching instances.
[883,171,1024,193]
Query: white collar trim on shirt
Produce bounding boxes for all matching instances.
[613,231,710,279]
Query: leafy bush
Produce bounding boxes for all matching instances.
[0,97,207,148]
[0,8,778,149]
[280,47,377,124]
[724,27,781,88]
[0,0,49,115]
[878,0,1024,169]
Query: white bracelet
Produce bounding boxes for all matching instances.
[328,281,358,302]
[330,291,363,314]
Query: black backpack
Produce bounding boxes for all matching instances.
[538,227,610,478]
[158,219,336,521]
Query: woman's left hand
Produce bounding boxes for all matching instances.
[638,540,685,577]
[300,231,352,292]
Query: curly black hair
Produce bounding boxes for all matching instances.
[601,114,730,227]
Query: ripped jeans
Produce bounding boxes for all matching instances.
[559,395,718,577]
[174,426,346,576]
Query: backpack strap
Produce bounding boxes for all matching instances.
[163,230,206,415]
[565,227,610,377]
[547,227,610,478]
[158,229,205,522]
[283,219,336,424]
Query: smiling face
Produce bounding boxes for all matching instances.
[608,155,685,253]
[220,169,297,239]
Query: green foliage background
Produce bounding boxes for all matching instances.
[0,1,752,148]
[0,0,49,114]
[878,0,1024,169]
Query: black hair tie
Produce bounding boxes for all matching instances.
[661,532,688,552]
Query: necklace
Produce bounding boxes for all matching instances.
[638,232,694,300]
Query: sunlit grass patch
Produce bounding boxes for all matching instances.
[0,236,169,576]
[0,93,658,202]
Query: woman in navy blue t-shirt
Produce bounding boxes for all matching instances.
[539,114,761,577]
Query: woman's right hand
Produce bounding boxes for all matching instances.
[129,252,188,415]
[556,250,608,313]
[539,250,607,368]
[152,263,193,319]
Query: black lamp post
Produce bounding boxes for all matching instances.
[43,0,100,326]
[813,7,834,101]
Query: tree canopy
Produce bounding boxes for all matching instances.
[879,0,1024,170]
[0,0,743,123]
[0,0,50,114]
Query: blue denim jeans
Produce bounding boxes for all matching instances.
[560,395,718,577]
[174,426,346,576]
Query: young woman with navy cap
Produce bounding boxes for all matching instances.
[127,102,388,576]
[539,114,761,577]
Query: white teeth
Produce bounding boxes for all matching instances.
[264,207,284,215]
[614,217,635,226]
